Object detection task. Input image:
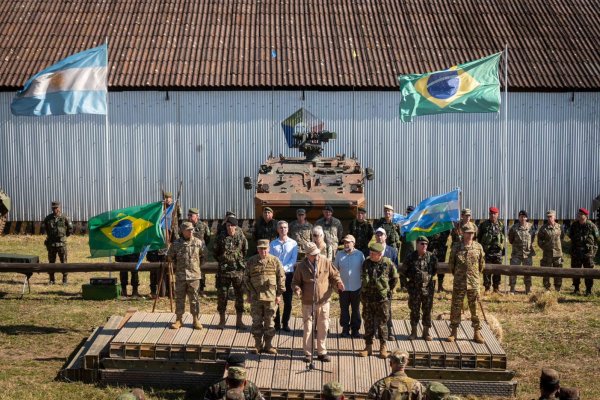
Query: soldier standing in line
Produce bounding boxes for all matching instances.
[357,242,399,359]
[253,207,279,242]
[288,208,313,255]
[447,223,485,344]
[187,208,211,297]
[315,205,344,249]
[321,382,345,400]
[450,208,478,244]
[116,252,140,297]
[366,350,423,400]
[427,229,450,293]
[167,221,204,330]
[214,216,248,328]
[402,236,438,341]
[204,354,264,400]
[374,227,399,340]
[349,207,374,257]
[567,208,599,295]
[399,206,417,291]
[477,206,504,294]
[537,210,564,292]
[508,210,536,295]
[44,201,73,285]
[217,211,236,237]
[373,205,401,251]
[244,239,285,354]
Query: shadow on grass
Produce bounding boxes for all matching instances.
[0,324,72,335]
[34,356,67,362]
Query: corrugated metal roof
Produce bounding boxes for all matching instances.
[0,0,599,90]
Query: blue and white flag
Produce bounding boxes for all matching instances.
[400,189,461,241]
[11,44,107,116]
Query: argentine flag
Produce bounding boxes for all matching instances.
[11,44,107,116]
[400,189,461,241]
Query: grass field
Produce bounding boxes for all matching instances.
[0,234,598,400]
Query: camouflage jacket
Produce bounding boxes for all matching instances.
[253,218,279,242]
[477,220,505,257]
[373,218,401,250]
[508,222,535,258]
[451,221,478,243]
[403,251,438,291]
[427,230,450,261]
[167,236,204,280]
[449,241,485,291]
[191,220,211,244]
[318,241,334,262]
[204,378,264,400]
[288,220,313,252]
[568,220,600,256]
[361,256,399,302]
[537,222,563,258]
[367,371,423,400]
[400,236,416,263]
[214,230,248,270]
[43,213,73,246]
[315,216,344,245]
[349,219,374,253]
[245,254,285,302]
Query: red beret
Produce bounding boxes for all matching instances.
[489,207,499,213]
[578,208,589,216]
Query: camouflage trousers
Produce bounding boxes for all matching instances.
[175,279,200,318]
[47,245,68,283]
[571,254,595,293]
[449,287,480,330]
[216,271,245,314]
[541,256,563,290]
[407,287,434,328]
[483,255,502,290]
[509,255,532,291]
[361,299,389,344]
[250,300,277,342]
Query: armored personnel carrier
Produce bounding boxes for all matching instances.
[243,129,374,228]
[0,189,10,234]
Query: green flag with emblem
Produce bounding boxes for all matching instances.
[398,53,502,122]
[88,201,165,257]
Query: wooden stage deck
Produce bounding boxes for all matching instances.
[62,311,517,398]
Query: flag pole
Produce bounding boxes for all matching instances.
[104,37,113,272]
[502,45,509,291]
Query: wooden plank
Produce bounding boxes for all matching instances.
[455,322,477,369]
[326,317,338,352]
[271,349,292,390]
[336,354,356,395]
[231,315,252,351]
[461,323,493,369]
[369,355,387,393]
[431,320,462,369]
[127,312,161,344]
[353,350,372,394]
[203,314,232,346]
[245,352,261,383]
[89,315,124,364]
[276,315,296,350]
[215,314,238,348]
[111,312,146,344]
[186,314,215,346]
[291,317,304,352]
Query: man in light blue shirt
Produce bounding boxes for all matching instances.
[270,220,299,332]
[334,234,365,338]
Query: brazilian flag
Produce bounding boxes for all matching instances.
[88,201,165,258]
[398,53,501,122]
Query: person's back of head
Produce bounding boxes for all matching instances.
[558,387,580,400]
[389,350,409,371]
[226,366,247,390]
[540,368,560,395]
[321,381,344,400]
[224,388,245,400]
[426,381,451,400]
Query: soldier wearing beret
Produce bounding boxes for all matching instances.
[214,216,249,328]
[357,242,399,359]
[478,206,505,294]
[253,206,279,244]
[289,208,313,254]
[349,207,374,256]
[187,207,211,296]
[204,366,264,400]
[316,205,344,250]
[538,368,560,400]
[537,210,564,292]
[567,207,599,295]
[367,350,423,400]
[508,210,536,295]
[402,236,438,341]
[425,382,451,400]
[322,381,344,400]
[44,201,73,284]
[204,354,263,400]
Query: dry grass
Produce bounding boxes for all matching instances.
[0,234,599,400]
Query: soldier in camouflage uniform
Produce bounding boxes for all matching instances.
[187,208,211,296]
[427,230,450,292]
[288,208,313,256]
[167,221,204,330]
[373,205,401,251]
[425,382,451,400]
[508,210,535,294]
[217,211,236,237]
[44,201,73,284]
[315,205,344,249]
[367,350,423,400]
[357,242,399,359]
[450,208,478,244]
[477,206,504,293]
[537,210,564,291]
[245,239,285,354]
[322,381,344,400]
[349,207,374,256]
[402,236,438,341]
[204,354,264,400]
[115,252,140,297]
[205,364,265,400]
[567,208,600,295]
[448,223,485,344]
[214,216,249,328]
[253,207,279,243]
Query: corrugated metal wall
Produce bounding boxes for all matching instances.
[1,90,599,221]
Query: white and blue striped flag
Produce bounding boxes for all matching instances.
[11,44,107,116]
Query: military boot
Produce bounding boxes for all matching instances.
[473,329,485,344]
[236,313,247,330]
[218,312,227,329]
[422,327,432,341]
[121,285,128,297]
[437,280,444,293]
[357,343,372,357]
[379,341,389,359]
[408,324,418,340]
[193,316,203,330]
[447,326,457,342]
[250,337,263,354]
[170,317,183,330]
[131,286,140,298]
[263,337,278,355]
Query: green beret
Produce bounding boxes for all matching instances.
[188,208,199,215]
[228,366,247,380]
[416,236,429,243]
[322,381,343,398]
[426,381,451,400]
[358,207,367,213]
[369,242,384,253]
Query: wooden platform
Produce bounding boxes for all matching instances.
[61,311,517,398]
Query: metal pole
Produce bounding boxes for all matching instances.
[104,37,113,276]
[502,45,509,292]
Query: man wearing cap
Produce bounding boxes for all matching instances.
[508,210,536,295]
[367,350,423,400]
[334,234,365,337]
[253,207,279,244]
[205,366,264,400]
[315,205,344,249]
[270,221,298,332]
[538,368,560,400]
[427,229,451,293]
[357,242,399,359]
[167,221,204,330]
[374,227,399,339]
[293,242,345,363]
[349,207,374,257]
[448,223,485,344]
[217,211,237,237]
[451,209,478,244]
[43,201,73,284]
[245,239,285,354]
[322,381,344,400]
[425,382,451,400]
[204,354,263,400]
[567,208,599,295]
[402,236,438,341]
[214,216,249,328]
[187,208,211,296]
[373,205,401,251]
[538,210,564,292]
[289,209,313,253]
[478,207,505,294]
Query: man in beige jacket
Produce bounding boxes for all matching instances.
[293,242,345,363]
